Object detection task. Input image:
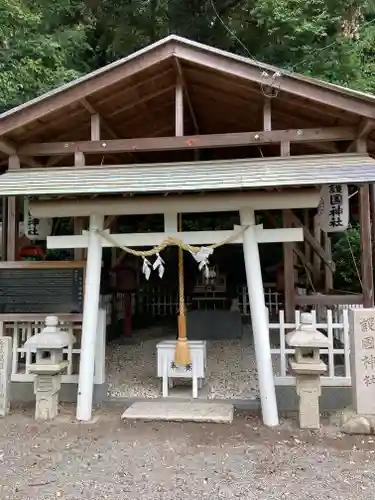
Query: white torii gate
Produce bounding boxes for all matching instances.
[30,190,317,426]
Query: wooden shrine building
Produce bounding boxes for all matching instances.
[0,35,374,425]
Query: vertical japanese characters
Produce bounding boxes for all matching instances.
[317,184,349,233]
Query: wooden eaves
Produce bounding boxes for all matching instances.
[1,35,375,165]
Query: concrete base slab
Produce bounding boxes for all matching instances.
[121,401,234,423]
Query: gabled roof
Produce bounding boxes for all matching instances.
[1,35,375,160]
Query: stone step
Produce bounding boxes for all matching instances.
[121,400,234,423]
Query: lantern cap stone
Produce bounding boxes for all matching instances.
[24,315,75,349]
[286,312,331,348]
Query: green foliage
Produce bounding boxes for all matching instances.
[1,0,375,111]
[0,0,83,111]
[332,226,362,293]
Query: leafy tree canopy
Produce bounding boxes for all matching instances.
[1,0,375,111]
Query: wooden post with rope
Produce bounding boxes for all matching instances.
[174,213,191,366]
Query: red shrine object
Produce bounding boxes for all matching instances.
[18,245,45,261]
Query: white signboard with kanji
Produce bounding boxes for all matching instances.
[317,184,349,233]
[350,308,375,415]
[24,198,53,240]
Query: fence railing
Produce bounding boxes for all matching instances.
[0,310,106,384]
[269,309,350,387]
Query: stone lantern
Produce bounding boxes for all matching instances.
[286,312,330,429]
[24,316,75,421]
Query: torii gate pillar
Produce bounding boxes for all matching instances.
[240,207,279,427]
[76,214,104,421]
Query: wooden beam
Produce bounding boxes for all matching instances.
[283,210,295,322]
[360,184,374,307]
[174,58,198,133]
[294,246,314,275]
[18,127,357,157]
[73,145,86,259]
[6,155,20,261]
[263,98,272,131]
[0,138,17,156]
[313,214,322,284]
[175,76,184,137]
[357,119,375,138]
[30,189,320,218]
[1,197,7,260]
[90,114,100,141]
[74,151,85,166]
[280,141,290,156]
[8,155,20,170]
[81,99,116,139]
[324,233,333,292]
[81,98,135,162]
[280,135,294,321]
[287,210,335,272]
[264,209,313,278]
[6,198,17,260]
[104,215,117,230]
[303,209,312,284]
[0,138,40,168]
[346,120,375,152]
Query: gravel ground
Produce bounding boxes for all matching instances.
[1,405,375,500]
[106,326,283,400]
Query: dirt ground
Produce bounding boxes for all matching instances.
[1,404,375,500]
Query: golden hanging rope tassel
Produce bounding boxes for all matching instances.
[174,213,191,366]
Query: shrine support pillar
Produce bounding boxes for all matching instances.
[76,214,104,421]
[240,207,279,427]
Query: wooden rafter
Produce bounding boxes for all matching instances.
[173,43,375,119]
[347,119,375,152]
[1,36,375,149]
[18,126,357,157]
[107,85,175,119]
[80,98,135,162]
[0,137,40,167]
[286,210,336,273]
[173,57,199,133]
[81,99,116,139]
[0,44,172,137]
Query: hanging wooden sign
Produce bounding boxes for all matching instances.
[24,198,53,240]
[317,184,349,233]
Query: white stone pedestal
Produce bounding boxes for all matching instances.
[33,373,62,421]
[157,340,207,398]
[0,337,12,417]
[34,373,61,420]
[295,374,322,429]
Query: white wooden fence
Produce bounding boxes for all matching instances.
[0,310,106,385]
[270,309,351,387]
[2,305,352,390]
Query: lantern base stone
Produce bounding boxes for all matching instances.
[32,372,62,421]
[295,374,322,430]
